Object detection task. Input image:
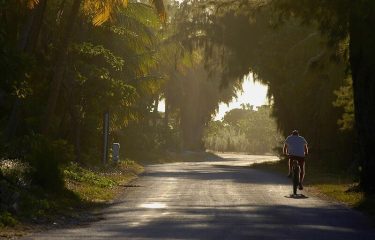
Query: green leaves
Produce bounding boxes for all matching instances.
[333,77,354,131]
[82,0,129,26]
[82,0,165,26]
[73,42,125,71]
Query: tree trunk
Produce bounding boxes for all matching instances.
[152,97,159,126]
[41,0,82,135]
[180,103,205,151]
[4,0,48,140]
[349,2,375,193]
[69,106,82,163]
[24,0,48,53]
[164,98,170,149]
[164,98,169,129]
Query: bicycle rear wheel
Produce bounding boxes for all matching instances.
[292,167,300,195]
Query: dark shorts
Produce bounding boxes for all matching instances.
[289,155,305,172]
[289,155,305,161]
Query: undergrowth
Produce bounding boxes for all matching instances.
[0,158,143,230]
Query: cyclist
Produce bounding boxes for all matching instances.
[283,130,308,190]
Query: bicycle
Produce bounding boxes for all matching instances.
[291,159,301,195]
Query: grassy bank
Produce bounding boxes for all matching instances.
[0,159,143,238]
[251,158,375,216]
[64,160,143,202]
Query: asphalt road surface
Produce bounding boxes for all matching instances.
[24,154,375,240]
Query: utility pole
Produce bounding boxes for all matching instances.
[102,111,109,164]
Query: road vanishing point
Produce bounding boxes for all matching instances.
[24,154,375,240]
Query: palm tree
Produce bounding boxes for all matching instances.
[40,0,166,134]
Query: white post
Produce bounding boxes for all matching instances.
[112,143,120,163]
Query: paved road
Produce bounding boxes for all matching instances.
[24,154,375,240]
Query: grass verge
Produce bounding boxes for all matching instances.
[0,159,143,238]
[64,160,143,202]
[251,158,375,217]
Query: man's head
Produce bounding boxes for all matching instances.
[292,130,299,136]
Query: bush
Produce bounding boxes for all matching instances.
[0,159,30,187]
[25,135,74,191]
[0,211,18,227]
[18,193,55,218]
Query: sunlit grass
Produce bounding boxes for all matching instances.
[64,160,143,202]
[313,183,363,206]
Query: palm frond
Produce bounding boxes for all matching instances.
[110,5,158,46]
[82,0,165,26]
[82,0,128,26]
[25,0,40,9]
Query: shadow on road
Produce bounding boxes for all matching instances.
[144,164,289,185]
[285,194,309,199]
[75,203,375,240]
[25,155,375,240]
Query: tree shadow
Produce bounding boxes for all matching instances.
[31,203,375,240]
[143,164,290,185]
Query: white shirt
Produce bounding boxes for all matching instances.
[285,135,307,157]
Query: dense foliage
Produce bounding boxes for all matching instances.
[0,0,169,188]
[0,0,242,191]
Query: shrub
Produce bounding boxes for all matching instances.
[0,211,18,227]
[25,135,74,191]
[0,159,30,187]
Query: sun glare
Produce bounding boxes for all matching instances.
[214,73,269,120]
[158,73,268,120]
[139,203,167,209]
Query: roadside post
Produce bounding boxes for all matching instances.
[102,111,109,164]
[112,143,120,163]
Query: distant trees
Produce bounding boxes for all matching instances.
[204,105,282,154]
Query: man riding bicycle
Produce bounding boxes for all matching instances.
[283,130,308,190]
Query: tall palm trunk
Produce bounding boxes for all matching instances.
[349,2,375,193]
[41,0,82,135]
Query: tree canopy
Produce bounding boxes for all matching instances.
[1,0,375,194]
